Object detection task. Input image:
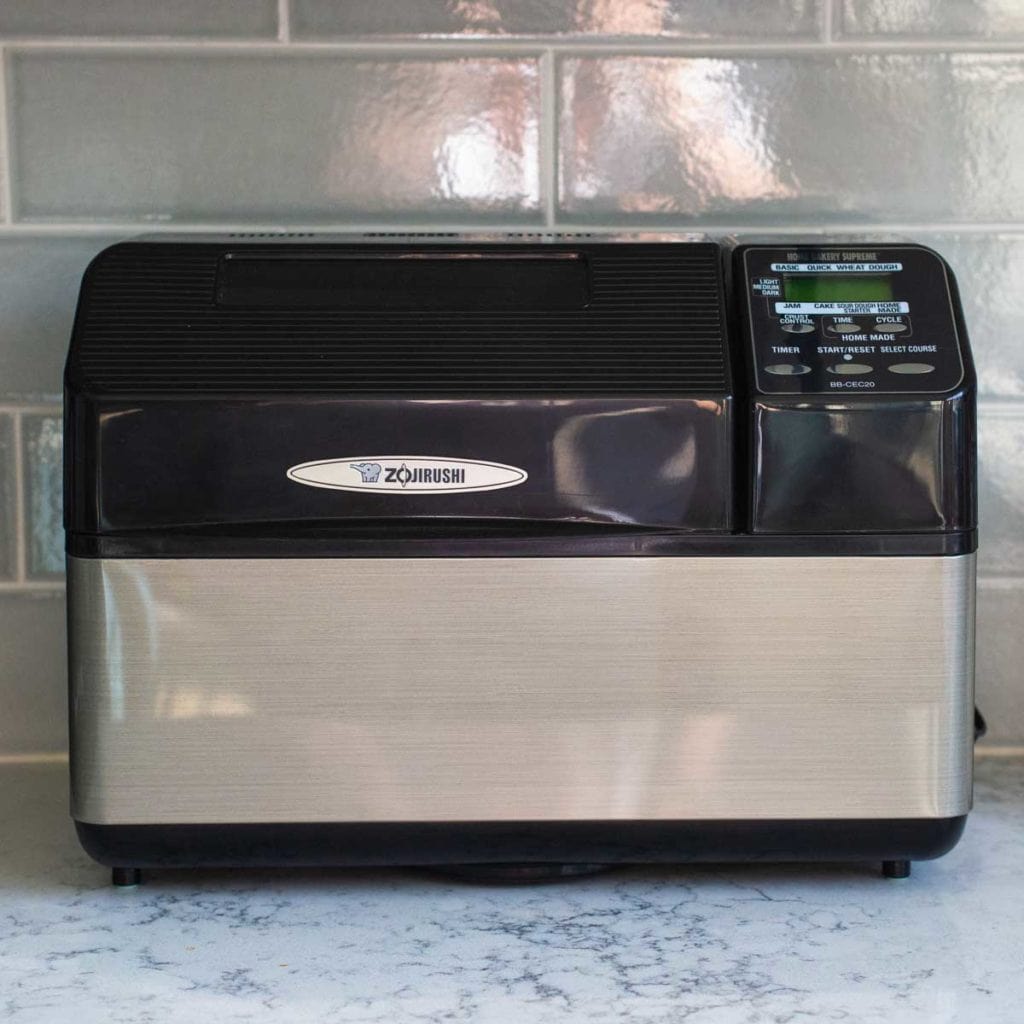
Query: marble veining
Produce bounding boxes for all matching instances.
[1,759,1022,1023]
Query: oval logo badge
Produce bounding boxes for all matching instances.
[286,456,528,495]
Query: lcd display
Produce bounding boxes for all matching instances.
[783,275,894,302]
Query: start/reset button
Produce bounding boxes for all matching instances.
[828,362,873,375]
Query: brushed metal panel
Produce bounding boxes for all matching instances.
[68,555,975,825]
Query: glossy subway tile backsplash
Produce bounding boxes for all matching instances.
[291,0,824,40]
[21,414,62,582]
[0,237,119,401]
[0,1,1022,749]
[0,594,67,754]
[915,233,1024,400]
[558,53,1024,225]
[977,406,1024,578]
[10,53,542,223]
[0,0,279,38]
[839,0,1024,40]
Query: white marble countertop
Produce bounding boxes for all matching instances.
[2,758,1022,1024]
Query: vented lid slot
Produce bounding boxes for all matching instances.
[216,251,590,311]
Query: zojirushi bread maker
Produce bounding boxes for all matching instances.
[65,237,977,885]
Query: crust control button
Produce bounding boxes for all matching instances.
[780,322,815,334]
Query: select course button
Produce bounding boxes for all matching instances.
[780,321,815,334]
[765,363,812,376]
[889,362,934,375]
[828,362,873,375]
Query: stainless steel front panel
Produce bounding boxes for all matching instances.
[68,555,975,825]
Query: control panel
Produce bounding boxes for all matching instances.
[742,245,964,394]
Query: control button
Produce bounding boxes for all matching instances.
[765,363,812,376]
[780,322,815,334]
[889,362,934,375]
[828,322,863,334]
[828,362,873,375]
[873,322,908,334]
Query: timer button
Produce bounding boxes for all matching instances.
[828,322,863,334]
[889,362,934,374]
[873,322,908,334]
[828,362,873,375]
[780,322,815,334]
[765,363,812,376]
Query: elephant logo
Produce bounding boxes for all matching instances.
[350,462,382,483]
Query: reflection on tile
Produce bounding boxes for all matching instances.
[915,234,1024,399]
[978,406,1024,577]
[0,594,67,755]
[558,55,1024,223]
[841,0,1024,39]
[293,0,821,39]
[977,583,1024,744]
[0,236,121,401]
[0,416,14,580]
[11,54,541,223]
[22,414,63,581]
[0,0,278,37]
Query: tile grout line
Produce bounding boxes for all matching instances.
[539,48,557,228]
[277,0,291,44]
[0,403,61,415]
[0,221,1024,235]
[0,36,1022,56]
[0,46,13,225]
[11,410,25,583]
[1,747,1022,765]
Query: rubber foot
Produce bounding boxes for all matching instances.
[112,867,142,886]
[882,860,911,879]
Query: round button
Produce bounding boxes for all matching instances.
[765,363,812,376]
[780,322,815,334]
[873,322,908,333]
[889,362,934,374]
[828,362,873,375]
[828,322,863,334]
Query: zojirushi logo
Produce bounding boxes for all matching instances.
[287,456,527,495]
[381,463,466,487]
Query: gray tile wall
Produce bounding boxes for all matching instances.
[0,1,1021,752]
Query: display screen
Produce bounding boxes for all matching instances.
[783,274,894,302]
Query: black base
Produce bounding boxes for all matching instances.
[111,866,141,886]
[427,863,614,884]
[77,817,966,874]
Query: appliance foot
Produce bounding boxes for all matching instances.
[112,867,141,887]
[882,859,911,879]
